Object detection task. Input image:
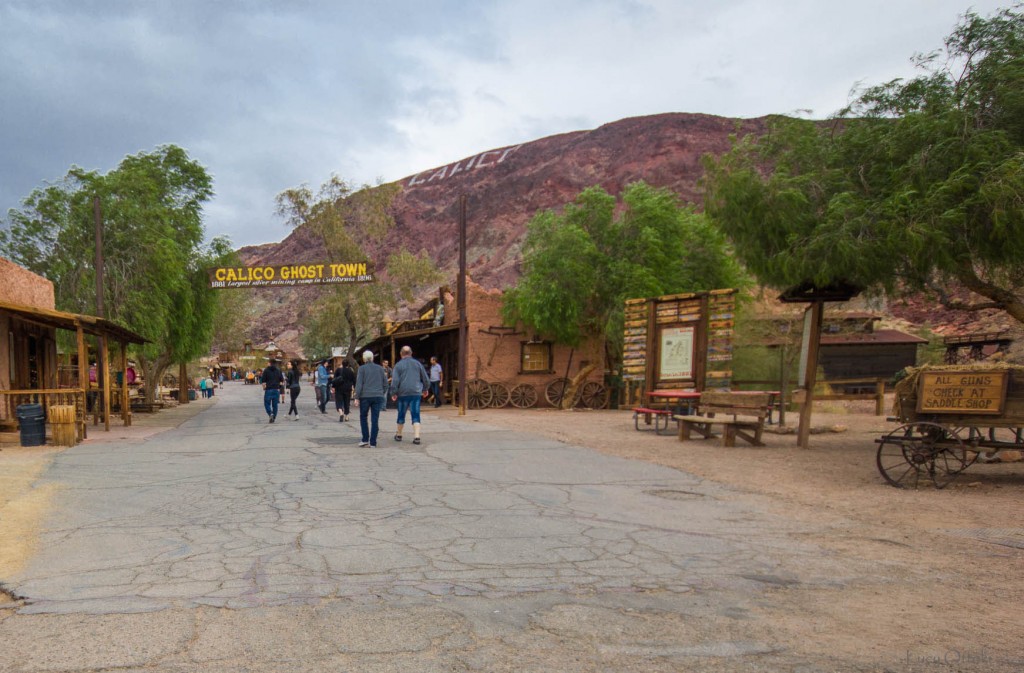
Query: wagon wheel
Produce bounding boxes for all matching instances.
[579,382,608,409]
[876,422,969,489]
[466,379,493,409]
[488,382,511,408]
[545,378,570,407]
[510,383,538,408]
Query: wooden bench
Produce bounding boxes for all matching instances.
[673,391,772,447]
[632,407,673,434]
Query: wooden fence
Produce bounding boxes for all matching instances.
[0,388,87,442]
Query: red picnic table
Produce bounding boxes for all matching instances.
[632,389,700,434]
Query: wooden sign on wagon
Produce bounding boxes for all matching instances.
[916,370,1009,415]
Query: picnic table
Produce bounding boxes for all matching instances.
[632,389,700,434]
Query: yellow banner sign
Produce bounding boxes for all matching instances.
[916,370,1009,415]
[208,263,374,289]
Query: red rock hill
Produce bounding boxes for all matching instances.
[240,112,768,291]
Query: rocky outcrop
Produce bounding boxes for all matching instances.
[234,113,768,347]
[240,113,767,284]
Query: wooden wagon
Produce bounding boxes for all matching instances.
[875,365,1024,488]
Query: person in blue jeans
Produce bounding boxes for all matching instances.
[261,358,285,423]
[390,345,431,445]
[354,350,389,447]
[316,359,330,414]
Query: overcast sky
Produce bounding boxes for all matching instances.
[0,0,1010,248]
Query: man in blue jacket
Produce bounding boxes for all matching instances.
[389,345,431,445]
[316,359,330,414]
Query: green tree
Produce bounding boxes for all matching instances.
[0,145,229,402]
[276,176,442,359]
[503,181,747,403]
[703,6,1024,324]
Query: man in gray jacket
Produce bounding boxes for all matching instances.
[390,345,431,445]
[354,351,389,447]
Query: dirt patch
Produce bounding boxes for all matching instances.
[448,400,1024,665]
[0,446,64,578]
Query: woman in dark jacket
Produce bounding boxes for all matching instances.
[332,359,357,422]
[285,360,303,418]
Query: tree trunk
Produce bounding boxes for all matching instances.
[138,353,172,405]
[955,268,1024,325]
[559,363,598,410]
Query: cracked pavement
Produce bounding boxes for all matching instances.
[0,384,949,671]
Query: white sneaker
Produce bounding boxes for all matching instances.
[358,441,369,447]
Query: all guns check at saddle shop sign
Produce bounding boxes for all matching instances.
[208,262,375,289]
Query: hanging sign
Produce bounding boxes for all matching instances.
[916,370,1009,415]
[207,262,374,289]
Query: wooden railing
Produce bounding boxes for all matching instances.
[0,388,87,441]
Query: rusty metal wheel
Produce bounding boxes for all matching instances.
[876,422,969,489]
[510,383,538,408]
[579,382,608,409]
[489,382,511,408]
[545,378,570,407]
[466,379,492,409]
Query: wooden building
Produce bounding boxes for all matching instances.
[358,280,606,408]
[1,257,146,441]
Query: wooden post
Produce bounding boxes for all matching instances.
[796,301,823,449]
[119,341,130,426]
[100,335,111,432]
[179,362,189,403]
[75,322,88,440]
[778,343,788,427]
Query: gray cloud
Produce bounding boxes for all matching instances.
[0,0,1009,248]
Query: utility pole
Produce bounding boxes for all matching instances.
[94,196,111,431]
[458,194,468,416]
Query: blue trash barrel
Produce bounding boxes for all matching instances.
[16,403,46,447]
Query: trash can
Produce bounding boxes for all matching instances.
[16,403,46,447]
[188,389,197,401]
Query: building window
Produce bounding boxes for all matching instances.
[520,341,552,373]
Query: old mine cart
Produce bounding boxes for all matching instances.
[876,365,1024,488]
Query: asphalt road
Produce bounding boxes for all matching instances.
[0,382,969,672]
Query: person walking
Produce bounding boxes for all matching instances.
[205,374,215,397]
[285,360,302,418]
[332,358,356,422]
[199,376,207,399]
[428,356,443,408]
[390,345,431,445]
[354,351,389,447]
[316,359,330,414]
[261,358,285,423]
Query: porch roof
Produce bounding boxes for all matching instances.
[0,299,148,344]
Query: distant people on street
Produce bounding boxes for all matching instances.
[390,345,431,445]
[354,351,389,448]
[285,360,302,418]
[429,356,443,408]
[332,359,356,422]
[205,375,215,397]
[261,358,285,423]
[199,376,208,399]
